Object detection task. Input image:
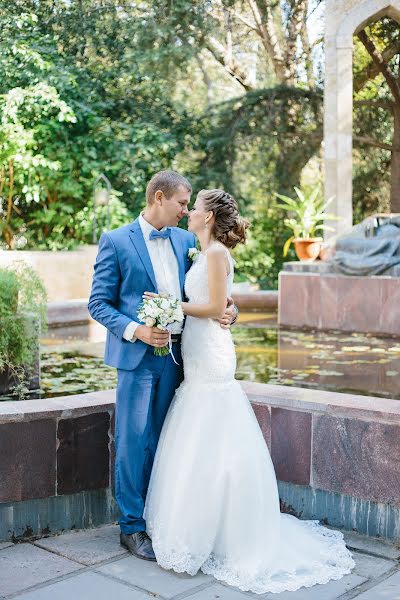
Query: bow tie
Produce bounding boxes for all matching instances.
[149,228,171,241]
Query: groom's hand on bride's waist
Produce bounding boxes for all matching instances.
[135,325,169,348]
[217,297,238,330]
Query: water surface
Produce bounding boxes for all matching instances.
[3,313,400,400]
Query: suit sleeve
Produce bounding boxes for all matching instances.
[88,233,132,339]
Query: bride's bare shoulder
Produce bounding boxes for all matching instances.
[206,243,231,274]
[206,242,229,258]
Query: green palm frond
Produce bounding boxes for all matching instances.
[283,236,294,257]
[274,186,340,240]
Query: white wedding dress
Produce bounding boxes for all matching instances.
[144,246,354,594]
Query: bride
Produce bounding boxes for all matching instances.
[143,189,354,594]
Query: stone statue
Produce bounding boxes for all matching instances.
[323,214,400,276]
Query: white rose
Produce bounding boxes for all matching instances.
[188,247,200,261]
[145,317,155,327]
[173,309,184,322]
[160,298,170,310]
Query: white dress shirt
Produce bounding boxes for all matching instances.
[123,214,183,342]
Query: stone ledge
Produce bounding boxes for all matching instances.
[0,390,115,423]
[47,299,91,327]
[232,290,278,311]
[2,384,400,425]
[46,292,279,328]
[282,261,400,277]
[241,382,400,425]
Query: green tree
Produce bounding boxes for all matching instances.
[0,2,190,249]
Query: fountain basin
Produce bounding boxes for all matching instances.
[1,384,399,542]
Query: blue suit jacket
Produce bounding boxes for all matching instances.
[88,219,197,370]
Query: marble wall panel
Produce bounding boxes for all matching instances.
[57,413,110,495]
[252,403,271,450]
[271,408,312,485]
[313,414,400,505]
[0,420,56,502]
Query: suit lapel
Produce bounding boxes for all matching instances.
[170,228,185,295]
[129,219,158,291]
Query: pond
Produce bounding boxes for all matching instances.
[2,313,400,400]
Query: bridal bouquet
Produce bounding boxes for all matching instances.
[137,294,184,357]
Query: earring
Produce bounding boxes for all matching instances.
[205,222,209,229]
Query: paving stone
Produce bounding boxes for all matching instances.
[33,525,127,566]
[96,554,212,599]
[248,573,366,599]
[11,572,150,600]
[343,530,400,560]
[355,570,400,599]
[187,574,366,600]
[352,551,397,579]
[0,542,13,551]
[0,543,82,596]
[179,583,251,599]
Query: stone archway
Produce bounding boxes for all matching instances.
[324,0,400,237]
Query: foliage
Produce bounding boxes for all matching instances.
[189,87,323,285]
[0,2,190,250]
[352,17,400,212]
[0,269,19,312]
[274,186,338,256]
[0,1,398,286]
[0,261,47,399]
[233,204,292,288]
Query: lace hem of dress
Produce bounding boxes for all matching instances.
[153,521,355,595]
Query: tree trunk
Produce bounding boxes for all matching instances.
[275,142,319,196]
[390,106,400,212]
[285,0,307,84]
[205,36,255,90]
[249,0,289,83]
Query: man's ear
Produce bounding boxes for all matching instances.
[154,190,164,205]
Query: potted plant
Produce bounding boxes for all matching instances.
[0,261,47,399]
[274,186,338,261]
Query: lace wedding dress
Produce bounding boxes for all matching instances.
[144,246,354,594]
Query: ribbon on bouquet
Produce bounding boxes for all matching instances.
[168,331,180,366]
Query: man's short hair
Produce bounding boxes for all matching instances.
[146,170,192,205]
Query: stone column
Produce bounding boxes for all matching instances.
[323,0,400,239]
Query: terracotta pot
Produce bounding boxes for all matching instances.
[293,237,323,261]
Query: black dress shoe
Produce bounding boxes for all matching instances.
[120,531,156,561]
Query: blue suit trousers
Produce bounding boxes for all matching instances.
[115,343,183,534]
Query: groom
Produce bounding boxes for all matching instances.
[88,170,236,561]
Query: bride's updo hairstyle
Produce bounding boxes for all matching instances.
[198,189,249,249]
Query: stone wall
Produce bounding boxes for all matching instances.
[1,384,399,542]
[0,246,99,302]
[278,271,400,335]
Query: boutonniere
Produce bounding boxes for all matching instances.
[188,247,200,262]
